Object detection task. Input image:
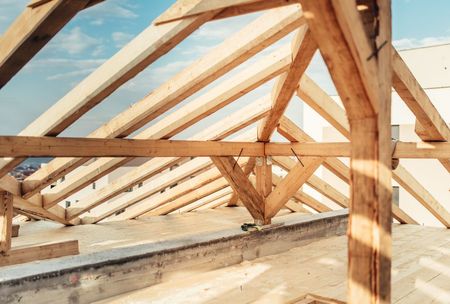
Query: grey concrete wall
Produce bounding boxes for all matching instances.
[0,210,348,304]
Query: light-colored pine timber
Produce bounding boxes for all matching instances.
[0,191,13,253]
[0,240,79,267]
[392,47,450,172]
[64,99,268,219]
[265,157,323,220]
[21,6,303,197]
[298,75,446,227]
[258,25,317,141]
[0,1,217,177]
[300,1,393,303]
[211,156,264,222]
[228,157,256,206]
[154,0,298,24]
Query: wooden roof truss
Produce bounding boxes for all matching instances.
[0,0,449,302]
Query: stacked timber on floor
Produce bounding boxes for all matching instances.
[0,0,449,303]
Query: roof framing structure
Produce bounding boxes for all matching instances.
[0,0,449,302]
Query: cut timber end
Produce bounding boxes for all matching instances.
[0,240,79,267]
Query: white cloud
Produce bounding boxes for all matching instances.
[46,68,96,80]
[393,36,450,50]
[50,27,102,55]
[83,1,138,20]
[112,31,134,48]
[26,58,106,70]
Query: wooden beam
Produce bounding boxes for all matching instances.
[255,157,272,198]
[392,47,450,172]
[1,136,444,159]
[12,195,72,225]
[0,0,219,177]
[66,157,213,220]
[213,0,298,20]
[393,165,450,227]
[155,0,299,24]
[85,157,249,223]
[21,6,302,197]
[265,157,323,220]
[59,100,266,217]
[276,116,417,224]
[175,188,233,213]
[228,157,256,206]
[300,1,393,303]
[0,175,21,196]
[0,0,94,88]
[0,240,79,267]
[0,192,13,253]
[258,25,317,141]
[277,115,350,183]
[195,193,234,211]
[0,137,265,158]
[392,48,450,142]
[143,177,231,217]
[298,75,444,226]
[211,156,264,222]
[271,173,331,213]
[284,200,310,213]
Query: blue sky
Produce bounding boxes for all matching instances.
[1,0,450,136]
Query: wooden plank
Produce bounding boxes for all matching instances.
[0,192,13,253]
[265,157,323,220]
[21,6,303,197]
[0,240,79,267]
[258,25,317,141]
[300,1,393,303]
[154,0,298,24]
[211,156,264,222]
[0,1,219,177]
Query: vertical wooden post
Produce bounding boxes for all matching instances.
[255,156,272,225]
[299,0,393,302]
[0,191,13,253]
[347,1,393,303]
